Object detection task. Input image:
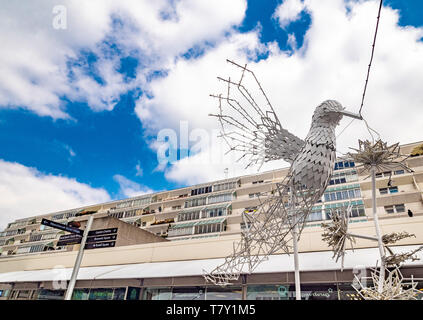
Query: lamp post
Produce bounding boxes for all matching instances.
[371,165,386,293]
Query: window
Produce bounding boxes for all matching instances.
[127,287,141,300]
[208,193,233,204]
[177,210,201,222]
[213,181,237,192]
[191,186,212,196]
[206,286,242,300]
[143,287,172,300]
[72,288,89,300]
[324,188,361,202]
[194,222,224,235]
[249,193,261,199]
[17,290,32,299]
[376,171,391,178]
[395,204,405,213]
[172,287,205,300]
[385,204,405,214]
[306,209,323,222]
[252,180,264,184]
[241,222,252,231]
[133,197,151,207]
[37,289,65,300]
[325,204,365,219]
[384,206,395,214]
[185,197,207,208]
[168,227,194,237]
[389,186,398,193]
[394,170,405,175]
[204,207,227,218]
[246,285,289,300]
[379,188,388,195]
[334,160,355,171]
[88,288,114,300]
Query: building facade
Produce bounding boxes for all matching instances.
[0,140,422,300]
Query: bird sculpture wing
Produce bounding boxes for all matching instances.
[209,60,305,169]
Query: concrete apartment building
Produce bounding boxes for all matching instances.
[0,140,422,300]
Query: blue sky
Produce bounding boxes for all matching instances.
[0,0,422,226]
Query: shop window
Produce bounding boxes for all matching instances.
[206,286,242,300]
[37,289,65,300]
[143,287,172,300]
[172,287,205,300]
[113,288,126,300]
[296,284,338,300]
[337,283,363,300]
[127,287,141,300]
[72,288,89,300]
[246,284,289,300]
[89,288,114,300]
[17,290,32,299]
[0,289,8,298]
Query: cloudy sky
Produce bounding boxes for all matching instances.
[0,0,422,228]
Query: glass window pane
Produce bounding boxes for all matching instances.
[395,204,405,213]
[37,289,65,300]
[297,284,339,300]
[246,284,289,300]
[206,286,242,300]
[72,288,89,300]
[172,287,205,300]
[113,288,126,300]
[142,287,171,300]
[89,288,114,300]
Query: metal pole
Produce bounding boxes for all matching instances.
[292,224,301,300]
[64,215,94,300]
[289,187,301,300]
[371,165,385,293]
[347,233,378,242]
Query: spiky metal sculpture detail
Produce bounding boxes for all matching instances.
[204,60,362,285]
[353,267,420,300]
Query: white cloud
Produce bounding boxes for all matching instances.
[138,0,423,184]
[273,0,306,28]
[135,162,144,177]
[0,0,247,118]
[113,174,154,198]
[0,159,111,229]
[2,0,423,188]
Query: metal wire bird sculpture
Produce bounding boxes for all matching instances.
[204,60,363,286]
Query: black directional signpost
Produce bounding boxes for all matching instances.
[41,218,83,236]
[85,228,118,250]
[57,233,82,246]
[41,217,119,300]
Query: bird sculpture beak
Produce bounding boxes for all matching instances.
[339,110,363,120]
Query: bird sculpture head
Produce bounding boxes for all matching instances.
[312,100,362,127]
